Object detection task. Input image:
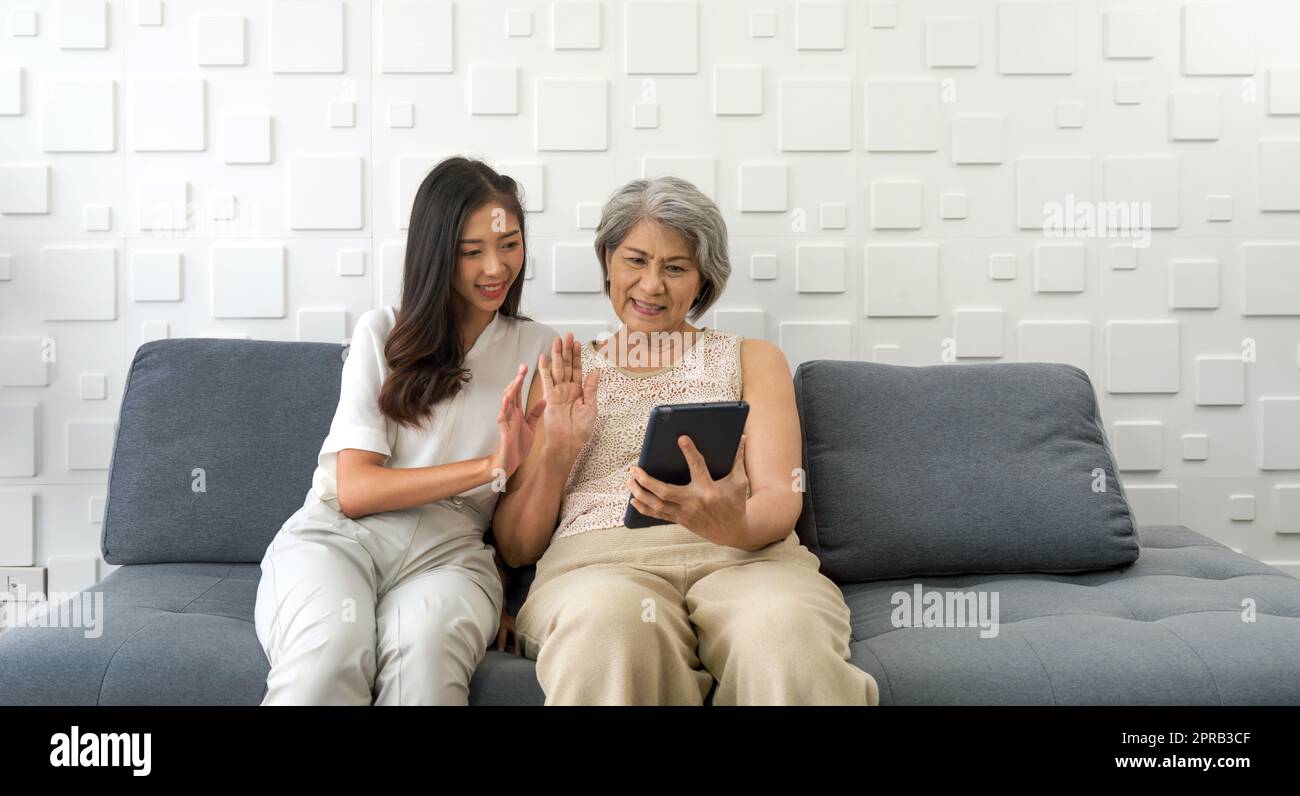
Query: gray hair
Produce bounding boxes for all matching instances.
[592,175,731,321]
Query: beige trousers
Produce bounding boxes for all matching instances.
[514,523,880,706]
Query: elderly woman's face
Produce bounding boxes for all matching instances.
[605,221,703,334]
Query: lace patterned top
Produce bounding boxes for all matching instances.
[554,328,745,539]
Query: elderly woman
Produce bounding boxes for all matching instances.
[491,176,879,706]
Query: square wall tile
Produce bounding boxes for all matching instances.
[1033,243,1086,293]
[1194,355,1245,405]
[131,251,182,302]
[1242,243,1300,315]
[1182,433,1209,461]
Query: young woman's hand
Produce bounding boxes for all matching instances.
[537,333,599,457]
[626,434,754,549]
[489,363,546,481]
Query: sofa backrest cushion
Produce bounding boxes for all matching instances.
[793,360,1140,583]
[102,339,342,564]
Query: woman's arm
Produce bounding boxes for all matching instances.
[337,364,542,520]
[336,449,494,520]
[492,336,598,568]
[489,376,574,566]
[732,338,805,548]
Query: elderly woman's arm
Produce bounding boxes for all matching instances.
[490,375,574,567]
[731,338,806,547]
[491,335,598,568]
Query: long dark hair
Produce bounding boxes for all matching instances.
[379,156,528,429]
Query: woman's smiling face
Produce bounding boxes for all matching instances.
[605,220,702,334]
[451,202,524,316]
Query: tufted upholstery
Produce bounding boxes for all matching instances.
[3,525,1298,704]
[843,526,1300,705]
[0,561,547,705]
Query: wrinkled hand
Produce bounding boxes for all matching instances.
[489,363,546,481]
[627,435,751,548]
[538,333,599,456]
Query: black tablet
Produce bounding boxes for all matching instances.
[623,400,750,529]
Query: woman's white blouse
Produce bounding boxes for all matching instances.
[310,305,557,527]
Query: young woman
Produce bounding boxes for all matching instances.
[253,157,557,705]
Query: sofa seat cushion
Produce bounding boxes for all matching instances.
[845,526,1300,705]
[0,564,267,705]
[0,562,544,705]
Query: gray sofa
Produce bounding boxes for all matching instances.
[1,338,1298,705]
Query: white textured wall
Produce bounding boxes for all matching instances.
[1,0,1299,593]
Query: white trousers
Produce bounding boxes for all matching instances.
[253,492,503,706]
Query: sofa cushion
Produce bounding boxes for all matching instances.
[0,562,547,705]
[794,360,1139,583]
[0,563,268,705]
[845,526,1300,705]
[102,339,343,564]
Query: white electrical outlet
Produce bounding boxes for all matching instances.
[0,567,46,601]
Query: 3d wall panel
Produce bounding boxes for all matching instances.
[1,0,1299,587]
